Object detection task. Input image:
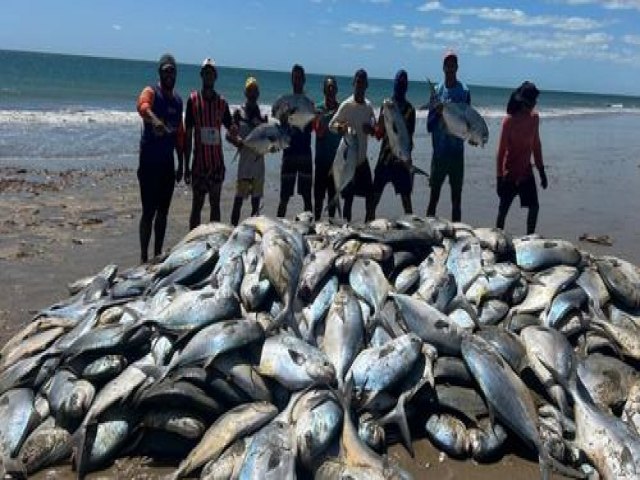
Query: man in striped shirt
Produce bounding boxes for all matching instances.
[184,58,235,229]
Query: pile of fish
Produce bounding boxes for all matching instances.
[3,213,640,480]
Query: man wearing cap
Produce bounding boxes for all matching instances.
[228,76,268,226]
[427,49,471,222]
[329,68,377,222]
[372,69,416,216]
[135,53,185,263]
[312,76,341,220]
[184,57,234,229]
[272,64,314,218]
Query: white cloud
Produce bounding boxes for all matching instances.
[344,22,385,35]
[623,34,640,45]
[417,1,442,12]
[442,16,461,25]
[112,24,122,31]
[341,42,376,50]
[418,3,606,31]
[558,0,640,10]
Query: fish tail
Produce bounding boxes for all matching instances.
[377,390,414,457]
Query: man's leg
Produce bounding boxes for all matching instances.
[427,159,446,217]
[314,164,327,221]
[326,171,337,218]
[451,185,462,222]
[526,205,539,235]
[299,154,313,213]
[343,192,354,222]
[209,181,222,222]
[496,191,515,230]
[231,196,243,226]
[278,156,295,218]
[401,194,413,215]
[154,173,175,258]
[139,212,153,264]
[251,196,261,216]
[371,163,387,219]
[450,157,464,222]
[189,186,206,230]
[365,192,376,222]
[138,175,154,264]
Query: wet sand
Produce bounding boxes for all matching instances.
[1,164,635,479]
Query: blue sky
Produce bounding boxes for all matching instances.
[2,0,640,95]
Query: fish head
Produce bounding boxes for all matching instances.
[306,358,336,385]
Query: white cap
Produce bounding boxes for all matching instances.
[201,58,216,70]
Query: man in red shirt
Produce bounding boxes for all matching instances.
[184,58,234,229]
[496,81,548,234]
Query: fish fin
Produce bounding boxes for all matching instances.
[539,451,587,479]
[409,164,429,178]
[72,421,98,480]
[377,391,414,457]
[446,293,479,327]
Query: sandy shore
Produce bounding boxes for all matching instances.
[0,164,630,479]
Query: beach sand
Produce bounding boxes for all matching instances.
[1,163,635,479]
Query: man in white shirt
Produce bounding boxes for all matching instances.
[329,69,376,222]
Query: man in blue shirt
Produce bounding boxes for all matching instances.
[427,50,471,222]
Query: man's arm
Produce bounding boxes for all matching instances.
[183,98,194,184]
[407,105,416,151]
[175,120,185,183]
[225,108,243,149]
[329,101,347,134]
[137,87,166,134]
[532,114,547,189]
[496,116,510,178]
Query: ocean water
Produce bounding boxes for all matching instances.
[1,49,640,261]
[2,49,640,170]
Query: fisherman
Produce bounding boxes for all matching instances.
[496,81,547,234]
[272,64,314,218]
[184,57,235,229]
[329,68,377,222]
[427,49,471,222]
[312,76,341,220]
[135,53,185,263]
[372,69,416,216]
[229,76,268,226]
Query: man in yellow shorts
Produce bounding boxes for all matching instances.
[229,76,267,225]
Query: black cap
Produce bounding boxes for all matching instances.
[158,53,176,71]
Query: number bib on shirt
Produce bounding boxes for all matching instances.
[200,127,220,146]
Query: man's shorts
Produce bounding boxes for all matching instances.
[280,153,312,200]
[373,161,412,196]
[342,161,373,198]
[192,169,225,196]
[500,174,539,208]
[430,155,464,194]
[236,177,264,199]
[137,167,175,215]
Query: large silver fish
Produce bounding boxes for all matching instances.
[381,98,412,163]
[329,127,359,214]
[427,78,489,147]
[272,93,317,130]
[240,122,291,156]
